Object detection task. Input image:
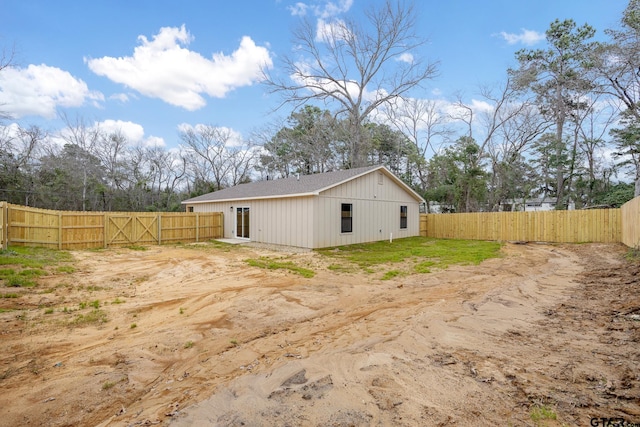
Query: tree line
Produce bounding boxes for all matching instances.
[1,1,638,212]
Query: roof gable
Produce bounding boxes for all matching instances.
[182,165,424,204]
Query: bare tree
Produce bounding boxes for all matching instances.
[0,42,16,120]
[263,0,438,168]
[181,125,246,191]
[592,0,640,121]
[59,114,103,211]
[384,97,452,191]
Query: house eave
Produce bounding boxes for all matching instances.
[182,192,318,205]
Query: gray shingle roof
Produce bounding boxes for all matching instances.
[182,165,423,204]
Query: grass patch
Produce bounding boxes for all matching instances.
[317,237,502,277]
[73,309,108,325]
[530,404,557,425]
[381,270,403,280]
[0,246,74,287]
[625,247,640,261]
[125,245,147,251]
[6,275,37,287]
[327,263,356,273]
[184,340,194,349]
[112,297,125,304]
[0,246,73,268]
[44,308,54,314]
[180,240,237,252]
[130,323,137,329]
[102,380,116,390]
[246,257,315,278]
[1,293,19,298]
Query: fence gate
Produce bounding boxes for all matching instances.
[106,213,159,246]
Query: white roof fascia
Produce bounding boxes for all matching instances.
[182,192,318,205]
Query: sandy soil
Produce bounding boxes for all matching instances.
[0,241,638,426]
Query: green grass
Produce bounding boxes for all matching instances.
[5,275,37,287]
[530,404,557,425]
[1,293,19,298]
[381,270,402,280]
[317,237,502,277]
[72,309,108,325]
[179,239,237,252]
[0,246,74,287]
[0,246,73,268]
[246,257,315,278]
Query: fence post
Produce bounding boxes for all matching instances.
[158,213,162,245]
[195,213,199,242]
[58,211,63,250]
[1,202,7,250]
[104,212,108,248]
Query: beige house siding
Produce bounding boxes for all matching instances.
[185,197,315,248]
[313,171,420,248]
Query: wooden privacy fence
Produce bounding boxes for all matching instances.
[0,202,223,250]
[621,196,640,248]
[420,208,623,244]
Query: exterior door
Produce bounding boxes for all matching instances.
[235,207,250,239]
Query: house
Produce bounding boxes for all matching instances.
[500,197,575,212]
[181,165,425,249]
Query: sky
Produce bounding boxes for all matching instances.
[0,0,631,151]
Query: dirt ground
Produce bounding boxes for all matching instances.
[0,241,639,426]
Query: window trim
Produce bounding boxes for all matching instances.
[341,203,353,233]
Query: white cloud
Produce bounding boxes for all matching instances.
[0,64,104,119]
[289,0,353,18]
[288,2,309,16]
[96,119,166,148]
[396,53,414,64]
[109,93,130,103]
[86,25,273,111]
[318,0,353,19]
[98,119,144,141]
[498,29,545,46]
[469,99,494,114]
[315,18,352,44]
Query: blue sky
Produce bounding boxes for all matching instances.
[0,0,630,150]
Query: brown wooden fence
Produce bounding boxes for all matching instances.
[621,196,640,248]
[420,208,622,244]
[0,202,223,250]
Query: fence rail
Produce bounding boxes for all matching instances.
[420,208,623,244]
[0,202,223,250]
